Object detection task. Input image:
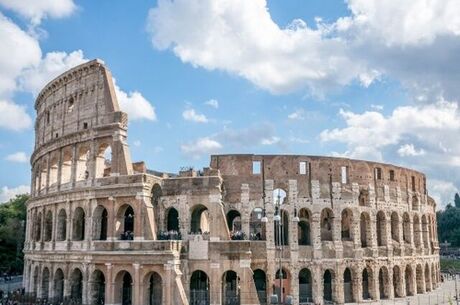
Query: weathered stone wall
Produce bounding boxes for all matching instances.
[23,60,440,305]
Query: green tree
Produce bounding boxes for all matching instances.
[0,194,28,274]
[455,193,460,208]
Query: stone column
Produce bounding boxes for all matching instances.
[164,264,172,305]
[105,263,114,305]
[312,264,322,305]
[335,266,344,304]
[371,266,380,301]
[132,263,141,305]
[354,266,363,303]
[290,266,299,305]
[388,266,394,299]
[369,213,378,257]
[70,144,77,186]
[107,198,115,241]
[311,212,322,258]
[210,263,221,305]
[333,214,343,259]
[82,263,89,305]
[240,184,250,239]
[57,147,63,190]
[45,153,51,194]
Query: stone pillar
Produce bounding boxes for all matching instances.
[335,266,344,304]
[354,266,363,303]
[371,266,380,301]
[57,147,63,190]
[67,201,73,244]
[388,266,394,299]
[82,263,89,305]
[311,212,322,258]
[399,267,407,297]
[369,213,378,257]
[105,263,114,305]
[240,184,250,239]
[164,264,172,305]
[45,153,51,194]
[70,144,77,186]
[290,266,299,305]
[107,198,115,241]
[312,264,322,305]
[333,214,343,259]
[132,263,141,305]
[210,263,221,305]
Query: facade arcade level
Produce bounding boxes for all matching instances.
[23,60,440,305]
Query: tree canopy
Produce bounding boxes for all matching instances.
[0,194,28,274]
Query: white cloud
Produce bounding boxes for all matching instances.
[428,179,459,209]
[19,50,87,95]
[181,137,222,159]
[0,100,32,131]
[147,0,371,94]
[397,144,425,157]
[5,151,28,163]
[182,108,208,123]
[0,13,41,97]
[114,81,157,122]
[0,185,29,203]
[261,136,280,145]
[133,140,141,147]
[205,99,219,108]
[288,109,305,120]
[0,0,76,25]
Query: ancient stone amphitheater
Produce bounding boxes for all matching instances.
[23,60,440,305]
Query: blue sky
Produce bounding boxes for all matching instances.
[0,0,459,207]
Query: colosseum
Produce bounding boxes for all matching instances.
[23,59,440,305]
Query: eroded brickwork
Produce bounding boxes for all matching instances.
[23,60,440,305]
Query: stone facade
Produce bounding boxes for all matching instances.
[23,60,441,305]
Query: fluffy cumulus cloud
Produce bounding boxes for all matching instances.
[428,179,459,209]
[147,0,371,94]
[182,108,208,123]
[0,13,41,97]
[0,100,32,131]
[397,144,425,157]
[180,137,222,159]
[0,0,76,25]
[321,100,460,206]
[113,80,157,122]
[5,151,28,163]
[0,185,29,203]
[147,0,460,101]
[19,50,87,95]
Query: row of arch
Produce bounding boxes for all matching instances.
[27,261,440,305]
[30,204,134,242]
[33,142,112,194]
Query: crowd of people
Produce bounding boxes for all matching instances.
[157,230,182,240]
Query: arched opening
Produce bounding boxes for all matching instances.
[39,160,48,190]
[227,210,242,231]
[274,210,289,246]
[321,208,333,241]
[70,268,83,304]
[121,272,133,305]
[360,212,371,248]
[344,268,353,303]
[44,210,53,242]
[49,154,59,186]
[416,264,424,294]
[422,215,429,249]
[379,267,389,299]
[116,204,135,240]
[323,269,334,302]
[34,212,42,242]
[76,146,90,181]
[222,271,240,305]
[90,270,105,305]
[41,267,50,299]
[166,207,180,235]
[297,208,311,245]
[377,211,387,246]
[405,265,414,296]
[61,147,73,184]
[96,144,112,178]
[93,206,108,240]
[413,215,421,248]
[253,269,267,305]
[403,213,411,244]
[412,196,419,211]
[341,209,353,241]
[391,212,400,242]
[145,272,162,305]
[274,268,290,304]
[393,266,402,297]
[249,208,266,240]
[299,268,312,303]
[72,207,85,241]
[190,205,209,234]
[362,268,370,300]
[32,266,39,296]
[56,209,67,241]
[425,264,431,292]
[54,268,64,303]
[190,270,210,305]
[358,190,369,206]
